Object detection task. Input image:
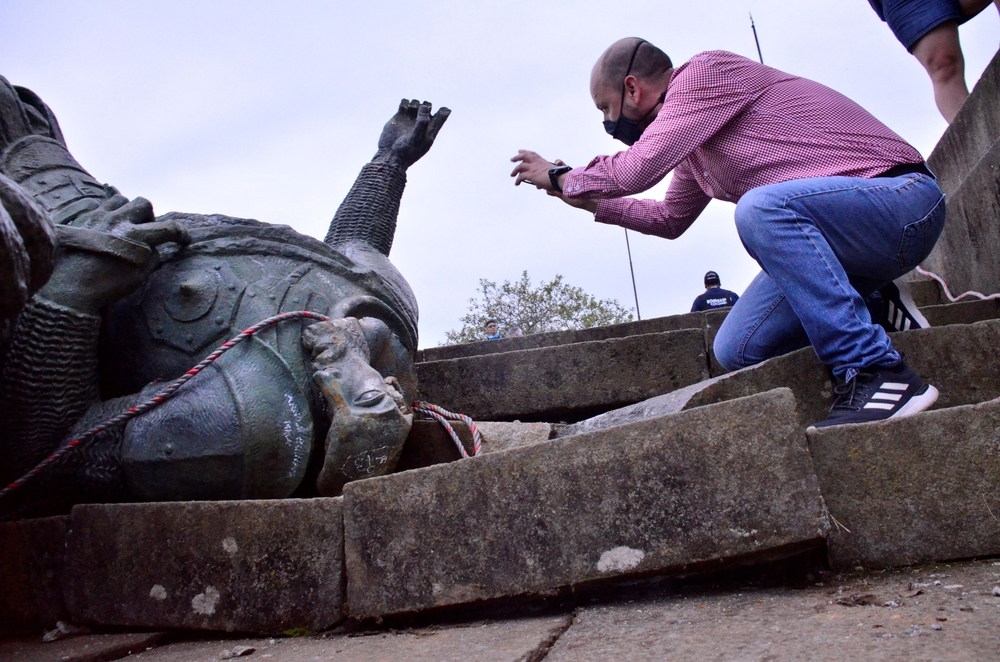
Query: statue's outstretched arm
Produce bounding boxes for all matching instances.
[324,99,449,256]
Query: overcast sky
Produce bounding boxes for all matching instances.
[2,1,998,347]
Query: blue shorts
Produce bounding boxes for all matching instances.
[868,0,970,51]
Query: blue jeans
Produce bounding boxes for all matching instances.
[714,173,945,381]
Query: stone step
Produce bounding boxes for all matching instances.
[342,388,829,619]
[921,298,1000,327]
[416,312,706,363]
[808,397,1000,571]
[395,420,558,473]
[63,499,344,635]
[415,329,709,422]
[0,515,70,637]
[557,317,1000,439]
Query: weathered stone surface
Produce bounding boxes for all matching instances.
[125,615,572,661]
[0,515,69,637]
[395,421,558,473]
[921,298,1000,327]
[416,329,709,422]
[903,275,945,307]
[925,48,1000,298]
[395,420,473,472]
[477,421,558,453]
[558,318,1000,439]
[928,49,1000,197]
[343,389,829,618]
[557,345,833,439]
[0,633,164,662]
[545,560,1000,661]
[705,308,730,377]
[923,138,1000,297]
[415,313,705,363]
[63,499,344,634]
[809,398,1000,570]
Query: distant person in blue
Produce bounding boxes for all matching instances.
[867,0,1000,122]
[691,271,740,312]
[485,319,502,340]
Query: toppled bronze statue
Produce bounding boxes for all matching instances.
[0,75,449,517]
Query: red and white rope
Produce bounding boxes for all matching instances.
[413,401,483,458]
[916,266,1000,303]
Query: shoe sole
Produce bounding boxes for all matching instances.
[891,383,939,419]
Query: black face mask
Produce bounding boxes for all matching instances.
[602,40,666,146]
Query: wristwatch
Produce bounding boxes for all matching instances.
[548,164,573,192]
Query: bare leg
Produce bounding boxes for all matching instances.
[912,22,967,123]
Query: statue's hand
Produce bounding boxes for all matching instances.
[376,99,450,170]
[41,193,190,313]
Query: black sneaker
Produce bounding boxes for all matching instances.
[809,361,939,430]
[877,280,929,332]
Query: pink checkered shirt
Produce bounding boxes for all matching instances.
[562,50,924,239]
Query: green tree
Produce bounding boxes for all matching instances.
[442,271,634,345]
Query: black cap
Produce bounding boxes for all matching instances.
[704,271,720,287]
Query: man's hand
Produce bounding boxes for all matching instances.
[510,150,557,190]
[376,99,450,170]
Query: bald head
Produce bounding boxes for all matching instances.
[591,38,673,96]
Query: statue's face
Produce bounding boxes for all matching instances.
[302,318,413,496]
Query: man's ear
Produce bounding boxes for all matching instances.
[623,75,640,103]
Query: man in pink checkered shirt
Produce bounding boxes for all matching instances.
[510,37,945,429]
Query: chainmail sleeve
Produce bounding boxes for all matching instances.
[0,295,100,484]
[323,158,407,256]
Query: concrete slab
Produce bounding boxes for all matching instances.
[395,421,559,474]
[928,48,1000,197]
[63,499,344,634]
[808,398,1000,571]
[343,389,829,619]
[925,48,1000,298]
[921,299,1000,327]
[125,615,572,662]
[545,560,1000,661]
[558,317,1000,439]
[923,137,1000,297]
[416,313,705,362]
[556,345,833,439]
[0,632,164,662]
[0,515,69,637]
[415,329,709,422]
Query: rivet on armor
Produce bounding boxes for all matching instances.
[215,316,225,325]
[186,333,194,343]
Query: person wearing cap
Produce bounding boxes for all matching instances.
[509,37,944,429]
[691,271,740,312]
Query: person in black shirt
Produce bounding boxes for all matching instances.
[691,271,740,312]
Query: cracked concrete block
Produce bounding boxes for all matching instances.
[0,515,69,636]
[415,329,709,422]
[809,398,1000,570]
[343,389,829,619]
[395,421,558,474]
[415,313,705,362]
[63,498,344,634]
[925,49,1000,298]
[921,298,1000,328]
[557,318,1000,439]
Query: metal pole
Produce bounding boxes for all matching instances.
[624,228,641,320]
[750,13,764,64]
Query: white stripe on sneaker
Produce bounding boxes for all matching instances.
[864,402,895,410]
[872,393,902,401]
[880,382,909,391]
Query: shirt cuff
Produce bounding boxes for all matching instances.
[594,198,627,226]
